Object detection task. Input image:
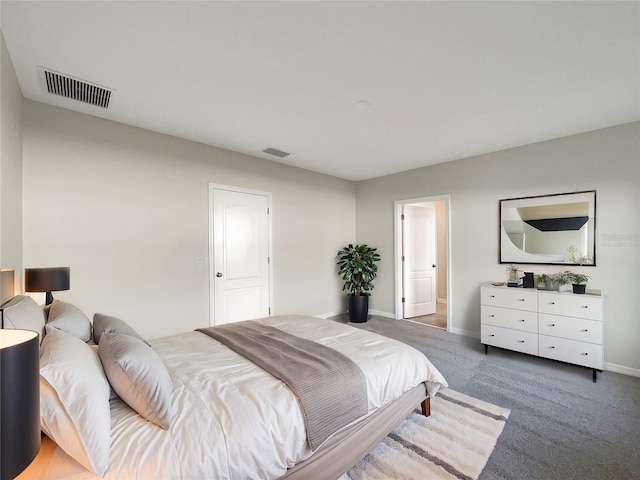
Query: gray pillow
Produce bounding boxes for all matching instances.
[47,301,92,342]
[1,295,46,342]
[92,313,147,345]
[98,332,173,429]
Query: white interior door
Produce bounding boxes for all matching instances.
[211,187,270,325]
[403,204,437,318]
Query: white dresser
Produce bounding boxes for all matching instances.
[480,284,604,382]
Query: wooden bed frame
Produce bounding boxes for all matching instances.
[281,382,430,479]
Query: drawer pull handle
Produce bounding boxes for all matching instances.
[549,302,555,305]
[581,329,589,332]
[518,299,525,301]
[517,340,525,343]
[549,324,555,327]
[581,306,588,309]
[489,295,495,298]
[518,319,525,322]
[489,334,495,337]
[489,315,495,317]
[549,346,555,349]
[581,353,589,356]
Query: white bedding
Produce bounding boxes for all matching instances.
[40,315,447,479]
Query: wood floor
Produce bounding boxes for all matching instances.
[404,301,447,329]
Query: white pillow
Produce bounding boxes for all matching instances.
[1,295,46,342]
[39,327,111,476]
[99,332,173,430]
[93,313,147,345]
[46,300,92,342]
[39,377,100,473]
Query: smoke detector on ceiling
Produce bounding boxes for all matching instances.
[38,67,114,109]
[262,147,291,158]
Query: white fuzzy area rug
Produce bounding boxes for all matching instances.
[344,389,510,480]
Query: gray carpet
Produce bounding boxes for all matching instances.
[331,314,640,480]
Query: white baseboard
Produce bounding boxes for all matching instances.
[315,311,344,319]
[450,327,480,339]
[368,309,395,319]
[317,310,396,320]
[604,362,640,378]
[314,309,396,319]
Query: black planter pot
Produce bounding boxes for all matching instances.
[348,294,369,323]
[572,283,587,294]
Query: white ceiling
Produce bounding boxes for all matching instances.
[2,1,638,181]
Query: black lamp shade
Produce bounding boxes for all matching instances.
[0,329,40,480]
[24,267,70,305]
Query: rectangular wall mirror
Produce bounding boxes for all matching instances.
[500,190,596,265]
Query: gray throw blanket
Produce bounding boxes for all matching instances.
[197,321,368,450]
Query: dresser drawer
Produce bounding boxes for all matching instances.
[538,292,603,321]
[481,286,537,311]
[481,325,538,356]
[538,314,603,344]
[481,306,538,333]
[539,335,603,370]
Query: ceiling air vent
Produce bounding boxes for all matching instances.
[38,67,113,109]
[262,147,291,158]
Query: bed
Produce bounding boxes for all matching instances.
[1,295,448,479]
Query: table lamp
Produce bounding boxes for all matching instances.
[24,267,70,305]
[0,329,40,480]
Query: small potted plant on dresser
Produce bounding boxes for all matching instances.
[506,264,519,287]
[336,244,381,323]
[568,272,591,294]
[554,271,572,293]
[555,271,591,294]
[536,273,555,291]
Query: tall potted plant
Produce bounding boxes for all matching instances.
[336,244,381,323]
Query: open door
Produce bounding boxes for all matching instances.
[395,196,450,331]
[402,204,437,318]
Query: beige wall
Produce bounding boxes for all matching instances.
[0,33,23,294]
[22,101,356,339]
[9,41,640,373]
[356,122,640,373]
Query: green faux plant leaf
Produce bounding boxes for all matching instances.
[336,244,381,296]
[553,271,591,286]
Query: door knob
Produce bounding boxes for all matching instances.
[216,272,223,278]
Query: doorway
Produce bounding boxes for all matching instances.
[209,184,272,326]
[394,196,450,330]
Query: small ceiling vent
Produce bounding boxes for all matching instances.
[38,67,113,108]
[262,147,291,158]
